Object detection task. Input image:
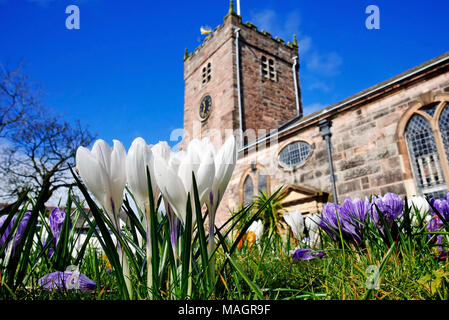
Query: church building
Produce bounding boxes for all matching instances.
[182,2,449,225]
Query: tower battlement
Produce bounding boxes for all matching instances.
[184,13,299,63]
[182,1,302,150]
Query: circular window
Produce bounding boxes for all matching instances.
[279,141,311,168]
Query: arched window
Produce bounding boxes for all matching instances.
[439,104,449,161]
[401,98,449,199]
[258,172,268,193]
[240,164,271,204]
[243,175,254,204]
[405,114,445,197]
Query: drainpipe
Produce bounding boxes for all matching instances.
[318,119,338,203]
[235,27,244,148]
[292,56,302,118]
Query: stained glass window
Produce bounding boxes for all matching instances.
[405,114,446,197]
[439,103,449,163]
[279,141,311,168]
[421,102,439,117]
[258,173,267,192]
[243,175,254,204]
[242,167,271,204]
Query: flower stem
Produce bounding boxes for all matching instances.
[145,209,153,299]
[208,214,216,286]
[117,242,133,300]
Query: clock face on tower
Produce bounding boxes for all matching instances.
[199,95,212,121]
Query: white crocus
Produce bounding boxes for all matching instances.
[153,138,215,297]
[205,135,237,220]
[76,139,126,230]
[205,137,237,242]
[247,220,263,241]
[283,210,304,241]
[305,214,321,248]
[408,196,431,227]
[153,138,215,226]
[126,138,171,213]
[199,136,237,281]
[76,139,131,297]
[126,138,170,295]
[126,137,156,214]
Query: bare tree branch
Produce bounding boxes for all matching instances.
[0,62,96,205]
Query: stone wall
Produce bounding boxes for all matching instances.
[332,72,449,200]
[215,69,449,226]
[238,22,300,136]
[183,16,238,149]
[183,14,301,150]
[181,11,449,227]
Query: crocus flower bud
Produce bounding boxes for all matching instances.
[38,271,96,293]
[0,211,31,257]
[126,138,170,214]
[76,139,127,231]
[153,138,215,226]
[283,210,304,241]
[49,208,70,246]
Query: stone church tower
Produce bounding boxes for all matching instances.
[181,1,449,226]
[182,1,302,149]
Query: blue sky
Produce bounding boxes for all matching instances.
[1,0,448,150]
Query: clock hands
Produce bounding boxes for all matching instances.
[199,95,212,120]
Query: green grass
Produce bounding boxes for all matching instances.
[1,184,448,300]
[2,226,449,300]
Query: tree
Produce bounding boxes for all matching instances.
[0,62,96,206]
[0,62,41,137]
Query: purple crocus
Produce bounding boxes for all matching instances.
[167,205,179,250]
[342,197,369,223]
[369,193,403,239]
[291,248,325,261]
[425,194,449,252]
[427,215,444,246]
[46,208,71,258]
[319,201,364,246]
[374,193,404,220]
[319,202,343,240]
[49,208,67,244]
[0,211,31,257]
[38,271,96,292]
[430,198,449,221]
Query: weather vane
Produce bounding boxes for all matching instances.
[199,0,241,38]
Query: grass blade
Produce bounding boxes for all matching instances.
[226,253,264,300]
[69,164,129,299]
[180,194,193,298]
[191,172,210,290]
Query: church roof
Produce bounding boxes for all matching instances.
[298,50,449,125]
[240,51,449,152]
